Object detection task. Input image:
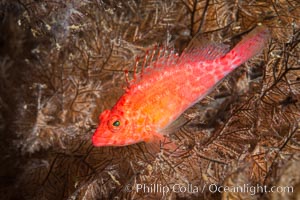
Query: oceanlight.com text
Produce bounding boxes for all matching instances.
[124,183,294,196]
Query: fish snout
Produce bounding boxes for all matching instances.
[92,127,114,146]
[92,134,111,146]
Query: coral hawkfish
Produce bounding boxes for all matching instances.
[92,26,270,149]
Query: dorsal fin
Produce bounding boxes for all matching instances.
[182,31,230,59]
[149,48,180,69]
[123,38,230,88]
[124,45,180,87]
[179,41,230,64]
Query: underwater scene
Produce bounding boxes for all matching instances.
[0,0,300,199]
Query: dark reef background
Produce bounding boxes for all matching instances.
[0,0,300,199]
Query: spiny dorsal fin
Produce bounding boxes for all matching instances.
[124,39,229,88]
[124,45,180,87]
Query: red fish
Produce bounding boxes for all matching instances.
[92,26,270,148]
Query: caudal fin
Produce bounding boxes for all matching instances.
[228,25,270,68]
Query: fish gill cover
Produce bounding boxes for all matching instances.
[0,0,299,199]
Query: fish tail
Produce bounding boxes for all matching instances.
[226,25,270,69]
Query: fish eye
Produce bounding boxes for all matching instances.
[112,120,120,127]
[108,115,123,132]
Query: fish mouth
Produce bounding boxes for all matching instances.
[92,127,115,146]
[92,134,125,146]
[92,135,134,147]
[92,135,114,147]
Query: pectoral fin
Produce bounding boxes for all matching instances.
[146,131,190,157]
[160,115,190,136]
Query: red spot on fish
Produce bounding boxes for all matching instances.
[220,59,228,66]
[214,70,224,79]
[233,58,242,66]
